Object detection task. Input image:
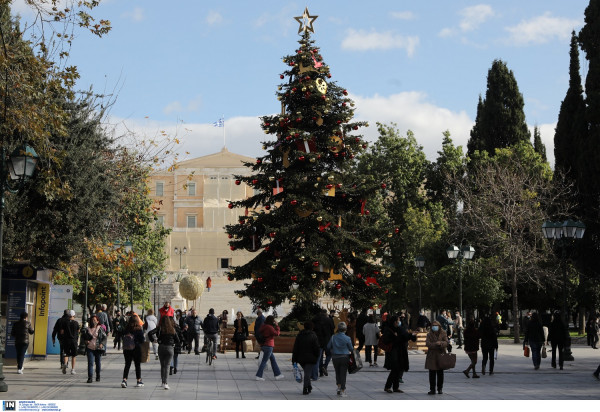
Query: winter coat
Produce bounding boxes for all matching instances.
[52,315,69,342]
[548,318,569,345]
[463,326,480,353]
[424,329,448,370]
[312,313,335,348]
[327,332,354,356]
[479,321,498,352]
[11,320,34,345]
[202,314,220,334]
[258,323,280,347]
[148,327,180,346]
[233,318,249,341]
[363,323,380,346]
[383,323,415,372]
[254,315,265,339]
[356,312,368,339]
[524,319,544,344]
[86,324,107,351]
[292,329,320,366]
[186,315,203,335]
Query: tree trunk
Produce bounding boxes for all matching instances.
[580,306,586,335]
[512,271,520,343]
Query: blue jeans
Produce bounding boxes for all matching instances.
[256,346,281,378]
[529,341,542,368]
[86,348,102,378]
[312,347,332,379]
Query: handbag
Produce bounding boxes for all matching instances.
[140,341,150,363]
[378,335,392,353]
[348,349,363,374]
[524,346,530,357]
[542,346,547,358]
[438,352,456,370]
[293,362,303,383]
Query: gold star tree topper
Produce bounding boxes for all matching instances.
[294,7,318,34]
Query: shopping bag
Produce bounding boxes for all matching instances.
[348,349,363,374]
[293,362,303,383]
[438,353,456,370]
[542,346,547,358]
[140,341,150,363]
[524,346,530,357]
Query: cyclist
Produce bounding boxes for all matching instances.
[203,308,220,361]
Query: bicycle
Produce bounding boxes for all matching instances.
[206,339,215,365]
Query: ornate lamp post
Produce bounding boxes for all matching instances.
[174,246,187,269]
[446,245,475,318]
[542,219,585,361]
[0,144,39,392]
[414,256,425,311]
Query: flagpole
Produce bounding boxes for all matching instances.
[222,114,226,149]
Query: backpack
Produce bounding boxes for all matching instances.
[123,333,136,351]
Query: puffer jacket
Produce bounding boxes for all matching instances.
[292,329,320,366]
[11,320,34,345]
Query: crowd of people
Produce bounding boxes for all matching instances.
[14,303,599,397]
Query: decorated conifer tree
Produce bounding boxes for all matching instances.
[225,9,391,313]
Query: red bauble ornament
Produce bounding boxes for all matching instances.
[296,118,302,122]
[326,184,333,189]
[292,87,297,92]
[228,275,233,281]
[239,219,244,224]
[336,251,342,257]
[265,122,270,127]
[291,199,298,205]
[365,210,370,215]
[299,156,305,161]
[342,102,347,107]
[327,73,332,78]
[228,203,234,209]
[381,183,387,189]
[264,246,270,251]
[291,275,297,281]
[228,234,233,239]
[335,283,342,290]
[286,135,292,141]
[267,300,273,305]
[281,268,287,272]
[313,261,320,267]
[336,120,342,124]
[343,90,348,95]
[280,74,284,79]
[230,246,236,251]
[235,179,241,185]
[269,232,276,238]
[365,249,371,254]
[395,228,400,234]
[357,274,363,279]
[384,289,389,294]
[258,277,263,282]
[265,205,271,210]
[353,126,359,130]
[374,271,379,275]
[256,159,262,164]
[252,179,258,185]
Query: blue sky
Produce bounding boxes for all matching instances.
[13,1,591,166]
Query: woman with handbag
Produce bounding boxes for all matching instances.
[425,320,449,395]
[462,317,480,378]
[233,311,249,359]
[292,321,320,395]
[148,315,180,390]
[524,312,545,370]
[256,315,284,381]
[84,315,107,383]
[120,313,145,388]
[363,314,380,367]
[327,322,354,397]
[383,315,417,393]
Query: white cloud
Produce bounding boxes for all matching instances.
[162,96,203,115]
[532,123,556,167]
[206,10,223,26]
[341,29,419,57]
[504,12,580,46]
[459,4,495,32]
[439,4,494,37]
[121,7,144,22]
[390,11,415,20]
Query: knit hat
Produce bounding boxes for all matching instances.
[337,321,347,332]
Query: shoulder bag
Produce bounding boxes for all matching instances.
[438,352,456,370]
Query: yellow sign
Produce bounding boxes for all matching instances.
[328,268,342,281]
[33,283,49,356]
[22,266,34,278]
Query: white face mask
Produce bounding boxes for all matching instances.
[432,326,439,332]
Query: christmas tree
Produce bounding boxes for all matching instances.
[225,8,390,314]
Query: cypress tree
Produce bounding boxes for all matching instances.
[467,60,531,157]
[533,126,547,163]
[467,95,484,156]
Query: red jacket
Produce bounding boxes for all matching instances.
[159,306,174,318]
[258,323,280,347]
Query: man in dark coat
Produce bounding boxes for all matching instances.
[312,309,334,379]
[62,310,80,375]
[254,309,266,359]
[185,309,203,355]
[52,309,70,368]
[292,321,320,395]
[11,312,34,373]
[548,311,569,370]
[356,309,368,357]
[383,314,416,392]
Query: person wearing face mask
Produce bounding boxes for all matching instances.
[383,315,417,393]
[425,320,449,395]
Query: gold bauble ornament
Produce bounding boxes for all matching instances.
[299,256,306,261]
[179,276,204,300]
[269,176,275,181]
[311,273,317,279]
[271,265,277,269]
[310,157,316,163]
[290,295,297,301]
[328,175,335,181]
[316,216,323,222]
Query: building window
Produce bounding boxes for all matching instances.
[219,258,231,269]
[156,182,164,197]
[187,215,197,228]
[187,182,196,196]
[156,215,165,226]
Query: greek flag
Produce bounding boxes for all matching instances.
[213,118,224,127]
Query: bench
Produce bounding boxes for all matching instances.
[408,332,428,352]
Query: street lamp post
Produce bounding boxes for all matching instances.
[542,219,585,361]
[152,276,161,314]
[0,144,39,393]
[174,246,187,269]
[112,240,133,313]
[446,244,475,318]
[414,256,425,311]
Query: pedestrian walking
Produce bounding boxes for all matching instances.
[202,308,220,360]
[345,311,357,347]
[11,312,34,374]
[362,314,380,367]
[327,321,354,397]
[61,310,79,375]
[144,309,158,360]
[292,321,320,395]
[479,316,498,375]
[170,321,184,375]
[524,312,544,370]
[206,276,212,292]
[425,320,449,395]
[185,308,203,355]
[112,310,125,350]
[148,315,180,390]
[51,310,70,369]
[382,315,416,393]
[255,315,284,381]
[233,311,249,359]
[548,311,568,370]
[312,308,334,379]
[355,309,368,357]
[455,311,464,349]
[84,315,107,383]
[462,318,480,378]
[254,309,266,359]
[121,313,146,388]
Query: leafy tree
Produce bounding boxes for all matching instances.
[225,30,388,313]
[467,60,531,157]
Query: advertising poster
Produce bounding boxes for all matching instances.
[5,279,26,359]
[46,285,73,355]
[33,283,50,356]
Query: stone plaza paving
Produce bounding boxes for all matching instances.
[3,340,600,401]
